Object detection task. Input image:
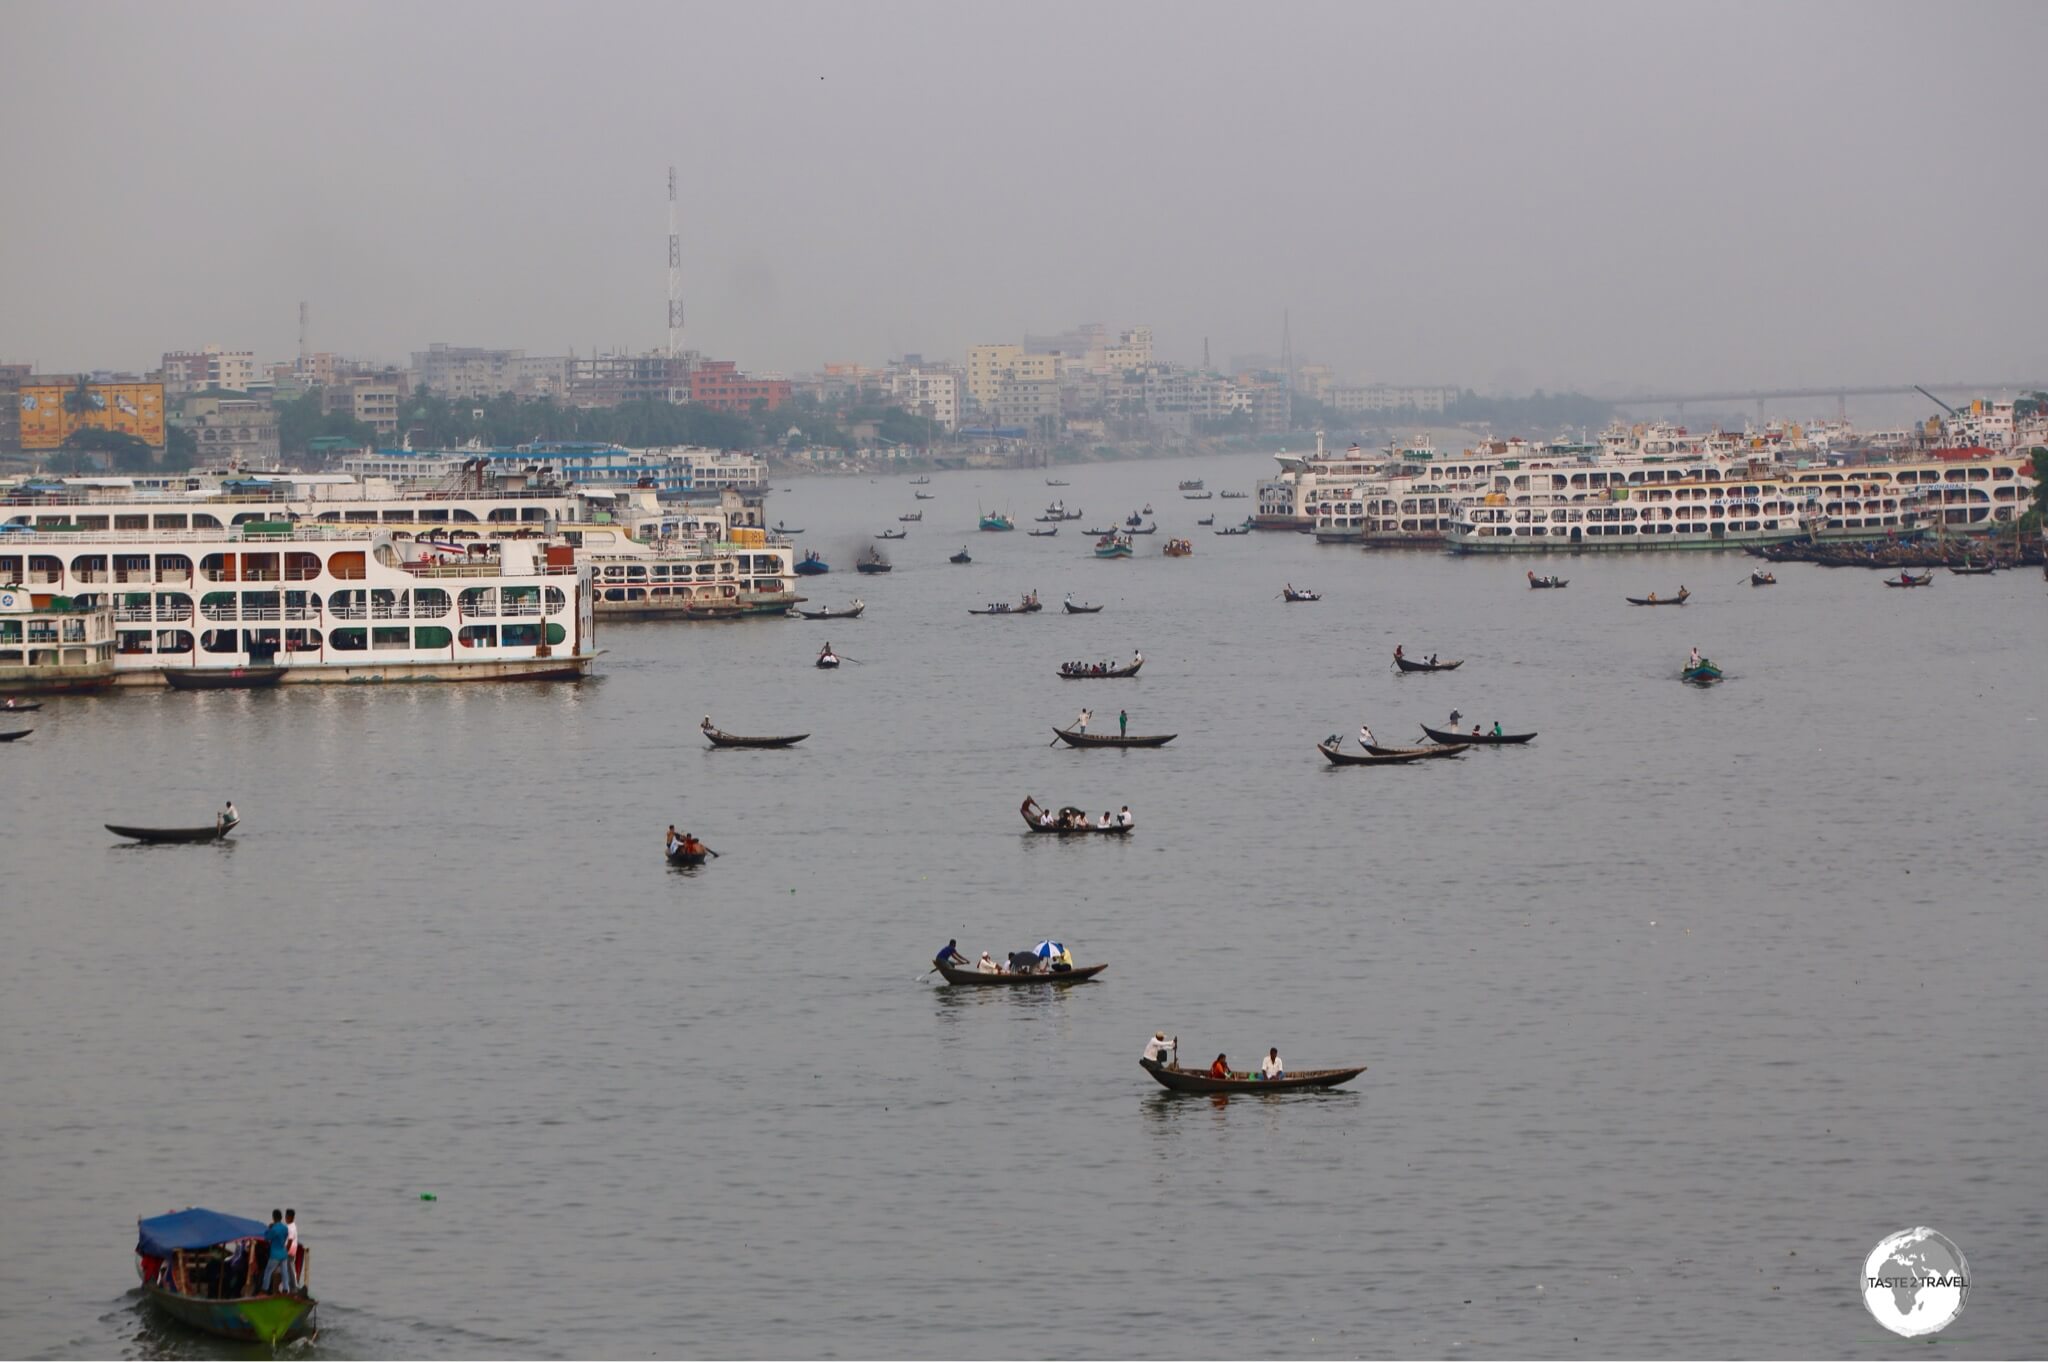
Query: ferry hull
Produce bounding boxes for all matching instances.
[1447,528,1807,554]
[0,663,118,694]
[115,655,597,686]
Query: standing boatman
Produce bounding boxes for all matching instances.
[1118,709,1128,738]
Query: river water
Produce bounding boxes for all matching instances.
[2,451,2044,1359]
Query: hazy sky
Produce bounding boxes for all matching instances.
[4,0,2045,395]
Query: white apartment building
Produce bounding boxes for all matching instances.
[1101,326,1154,373]
[966,345,1060,408]
[888,367,963,431]
[161,346,258,395]
[1327,384,1461,414]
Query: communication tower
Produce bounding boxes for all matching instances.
[667,165,684,401]
[298,301,309,364]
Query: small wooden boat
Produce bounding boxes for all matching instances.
[899,511,923,522]
[1625,588,1690,606]
[163,665,288,691]
[1182,491,1213,500]
[1282,588,1321,602]
[1021,818,1134,838]
[794,552,830,576]
[1320,741,1467,765]
[969,597,1042,615]
[1750,571,1776,586]
[1094,537,1134,559]
[1126,524,1157,535]
[1527,571,1568,589]
[1161,539,1193,557]
[1178,479,1204,491]
[949,549,972,564]
[915,492,935,500]
[136,1208,316,1346]
[1063,600,1103,614]
[910,477,931,484]
[1219,490,1248,499]
[774,522,805,535]
[1,728,34,742]
[856,548,892,574]
[0,701,43,712]
[1196,515,1214,526]
[702,726,809,748]
[1680,662,1723,684]
[1420,724,1536,746]
[1045,479,1069,486]
[1947,562,1997,575]
[937,962,1105,983]
[1083,527,1116,536]
[1057,659,1142,679]
[1140,1057,1365,1094]
[1883,572,1934,588]
[815,652,840,669]
[875,529,907,540]
[1052,726,1175,748]
[1028,526,1059,537]
[665,844,709,866]
[979,512,1015,532]
[107,821,234,843]
[1215,526,1250,536]
[1393,654,1462,673]
[791,600,864,620]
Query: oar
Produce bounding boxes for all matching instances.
[833,653,866,665]
[701,845,720,858]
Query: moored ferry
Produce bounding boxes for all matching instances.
[1,524,595,684]
[563,519,800,620]
[1445,473,1921,552]
[0,586,117,692]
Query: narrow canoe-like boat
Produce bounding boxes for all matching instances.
[969,599,1042,615]
[702,727,809,749]
[1625,590,1689,606]
[791,601,864,620]
[910,477,931,484]
[666,845,709,866]
[1045,479,1068,486]
[794,554,831,576]
[1680,663,1723,684]
[1750,571,1776,586]
[1028,527,1059,537]
[949,550,971,563]
[815,654,840,669]
[1057,660,1142,679]
[1022,819,1133,837]
[1393,655,1462,673]
[1215,527,1250,536]
[1219,490,1248,498]
[875,529,907,540]
[1884,573,1935,588]
[1527,572,1569,589]
[0,701,44,712]
[1126,524,1156,535]
[163,666,288,691]
[914,491,934,500]
[900,512,923,521]
[1,727,34,742]
[107,821,234,843]
[937,962,1105,983]
[1946,563,1996,575]
[1420,725,1536,746]
[1063,600,1103,614]
[1052,727,1175,748]
[1196,516,1214,526]
[1282,588,1321,602]
[136,1209,316,1346]
[1140,1057,1364,1094]
[1321,741,1466,765]
[1183,491,1213,499]
[856,559,892,574]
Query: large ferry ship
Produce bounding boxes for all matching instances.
[1445,471,1922,553]
[0,523,595,684]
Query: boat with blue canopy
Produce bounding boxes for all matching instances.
[135,1207,317,1345]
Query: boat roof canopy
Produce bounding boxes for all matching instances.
[137,1207,270,1256]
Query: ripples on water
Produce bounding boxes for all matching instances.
[2,454,2044,1358]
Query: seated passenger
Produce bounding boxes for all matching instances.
[1262,1048,1285,1080]
[1209,1054,1232,1079]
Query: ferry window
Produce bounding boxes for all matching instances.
[459,587,496,615]
[501,623,540,647]
[414,589,451,618]
[415,626,452,649]
[201,629,240,654]
[331,628,367,650]
[544,587,566,612]
[372,627,408,650]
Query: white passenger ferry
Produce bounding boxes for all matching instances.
[0,524,595,685]
[562,512,801,621]
[1445,472,1923,552]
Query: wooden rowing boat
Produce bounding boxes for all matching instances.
[1,727,34,742]
[665,845,709,866]
[791,601,864,620]
[937,960,1107,986]
[1625,589,1689,606]
[107,822,234,843]
[1282,588,1321,602]
[1140,1057,1364,1093]
[0,701,43,712]
[1319,741,1466,765]
[1527,572,1568,588]
[1680,663,1723,684]
[163,666,288,691]
[1884,572,1934,588]
[1062,600,1102,614]
[1057,660,1142,679]
[702,726,809,748]
[1420,724,1535,746]
[1052,727,1175,748]
[1393,655,1462,673]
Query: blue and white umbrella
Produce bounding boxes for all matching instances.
[1034,940,1066,959]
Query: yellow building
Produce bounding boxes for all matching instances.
[965,345,1060,409]
[18,379,166,450]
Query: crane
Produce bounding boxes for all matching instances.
[1913,385,1959,416]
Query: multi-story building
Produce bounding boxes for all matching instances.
[966,345,1061,409]
[0,363,28,453]
[1230,375,1294,432]
[178,394,280,465]
[688,360,791,414]
[887,366,963,431]
[412,343,528,400]
[673,447,767,490]
[570,351,694,407]
[322,370,408,436]
[161,346,258,395]
[992,376,1062,439]
[1102,326,1154,373]
[1327,383,1461,415]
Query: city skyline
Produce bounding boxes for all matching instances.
[3,1,2045,393]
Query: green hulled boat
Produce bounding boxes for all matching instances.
[136,1208,318,1346]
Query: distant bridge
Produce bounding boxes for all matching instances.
[1610,382,2044,415]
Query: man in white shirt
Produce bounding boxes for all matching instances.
[1359,724,1374,749]
[1075,707,1091,733]
[1143,1033,1177,1065]
[1117,806,1133,828]
[978,951,999,974]
[1131,650,1142,668]
[1261,1048,1285,1080]
[1097,810,1114,830]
